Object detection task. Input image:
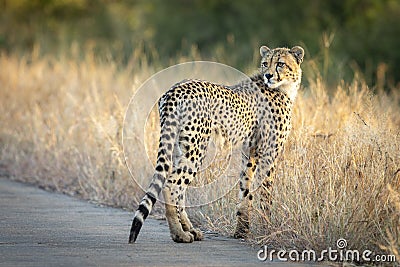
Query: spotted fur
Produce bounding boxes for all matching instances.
[129,45,304,243]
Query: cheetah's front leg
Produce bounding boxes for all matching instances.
[234,156,257,239]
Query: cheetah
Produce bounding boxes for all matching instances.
[129,45,304,243]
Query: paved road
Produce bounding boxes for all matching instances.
[0,178,320,266]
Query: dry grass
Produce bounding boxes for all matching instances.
[0,47,149,208]
[0,47,399,264]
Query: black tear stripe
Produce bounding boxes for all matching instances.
[276,64,281,82]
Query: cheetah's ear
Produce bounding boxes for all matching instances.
[260,46,270,57]
[290,46,305,64]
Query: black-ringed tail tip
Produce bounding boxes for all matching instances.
[129,191,156,243]
[128,217,143,243]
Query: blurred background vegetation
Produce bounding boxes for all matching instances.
[1,0,400,88]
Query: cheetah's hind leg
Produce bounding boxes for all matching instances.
[178,191,203,241]
[163,185,194,242]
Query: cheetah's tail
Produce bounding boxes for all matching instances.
[128,146,175,243]
[129,191,157,243]
[129,96,179,243]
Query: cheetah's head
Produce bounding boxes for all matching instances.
[260,45,304,100]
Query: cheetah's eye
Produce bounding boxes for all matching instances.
[262,62,268,68]
[277,62,286,68]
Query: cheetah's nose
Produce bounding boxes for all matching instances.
[265,73,273,80]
